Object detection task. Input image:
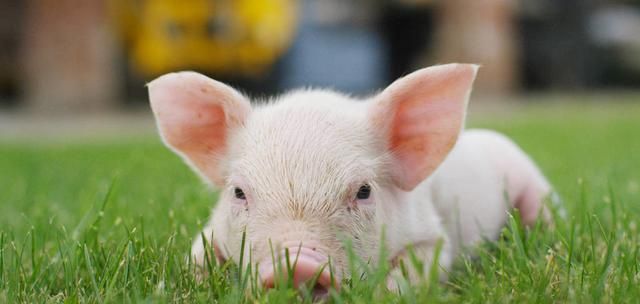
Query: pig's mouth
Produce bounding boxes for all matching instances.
[258,246,339,297]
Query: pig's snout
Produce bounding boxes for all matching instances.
[259,246,338,296]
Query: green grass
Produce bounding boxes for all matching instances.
[1,101,639,303]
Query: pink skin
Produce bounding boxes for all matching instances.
[259,243,337,294]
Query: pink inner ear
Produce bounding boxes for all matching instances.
[160,96,227,154]
[390,98,463,189]
[148,72,251,185]
[373,64,478,191]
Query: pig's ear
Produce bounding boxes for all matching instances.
[369,64,478,191]
[148,72,251,186]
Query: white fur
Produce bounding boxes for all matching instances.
[188,91,551,283]
[147,65,551,289]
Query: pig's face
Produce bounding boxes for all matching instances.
[220,91,389,275]
[148,64,477,290]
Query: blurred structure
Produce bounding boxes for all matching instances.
[111,0,297,78]
[111,0,297,98]
[432,0,519,94]
[1,0,640,113]
[0,1,24,108]
[519,0,596,89]
[279,0,387,94]
[21,0,119,112]
[587,3,640,87]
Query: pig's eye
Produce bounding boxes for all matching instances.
[234,187,246,200]
[356,184,371,200]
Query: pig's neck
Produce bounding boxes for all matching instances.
[377,180,448,262]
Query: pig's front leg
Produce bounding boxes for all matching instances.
[386,238,453,292]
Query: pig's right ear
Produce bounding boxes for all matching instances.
[369,64,478,191]
[148,72,251,186]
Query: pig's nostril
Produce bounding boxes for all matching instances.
[311,282,329,299]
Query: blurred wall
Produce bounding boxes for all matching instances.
[432,0,519,94]
[2,0,640,113]
[0,1,25,107]
[21,0,119,112]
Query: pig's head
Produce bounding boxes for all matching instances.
[148,64,478,293]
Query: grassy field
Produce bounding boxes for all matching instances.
[1,101,639,303]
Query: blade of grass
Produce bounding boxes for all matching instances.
[83,244,102,303]
[0,231,4,287]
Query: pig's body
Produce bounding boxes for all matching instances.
[149,64,552,293]
[383,130,550,273]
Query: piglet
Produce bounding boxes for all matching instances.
[148,64,551,294]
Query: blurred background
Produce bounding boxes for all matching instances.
[2,2,640,300]
[1,0,640,137]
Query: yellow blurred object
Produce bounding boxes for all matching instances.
[110,0,298,77]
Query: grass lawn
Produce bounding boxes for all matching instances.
[1,100,639,303]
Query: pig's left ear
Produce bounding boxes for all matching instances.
[148,72,252,186]
[369,64,478,191]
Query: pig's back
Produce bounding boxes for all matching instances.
[415,129,550,254]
